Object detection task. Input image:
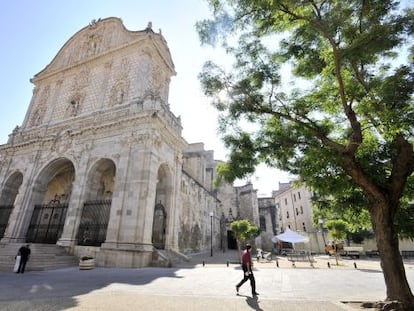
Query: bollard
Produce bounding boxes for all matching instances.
[203,260,205,267]
[276,260,279,268]
[354,262,357,269]
[227,261,229,267]
[327,262,331,268]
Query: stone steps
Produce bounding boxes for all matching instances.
[153,249,189,267]
[0,243,79,272]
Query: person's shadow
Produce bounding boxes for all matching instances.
[238,294,264,311]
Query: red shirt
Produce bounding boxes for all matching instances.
[241,250,251,265]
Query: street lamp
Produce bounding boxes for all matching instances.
[210,212,214,257]
[318,219,326,246]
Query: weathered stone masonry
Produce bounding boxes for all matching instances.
[0,18,228,267]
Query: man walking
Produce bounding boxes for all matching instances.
[236,244,259,297]
[16,244,31,273]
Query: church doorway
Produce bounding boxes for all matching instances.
[27,158,74,244]
[227,230,237,250]
[77,159,115,246]
[0,172,23,239]
[152,164,171,249]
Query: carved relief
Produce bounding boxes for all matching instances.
[51,130,73,154]
[136,52,152,96]
[71,67,90,91]
[83,22,104,57]
[29,85,50,127]
[150,64,163,94]
[121,132,150,147]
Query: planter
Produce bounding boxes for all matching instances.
[79,258,95,270]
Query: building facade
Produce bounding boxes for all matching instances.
[0,18,259,267]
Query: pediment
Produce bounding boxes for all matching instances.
[32,17,175,81]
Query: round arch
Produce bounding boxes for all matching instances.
[152,163,173,249]
[26,157,75,244]
[0,171,23,239]
[77,158,116,246]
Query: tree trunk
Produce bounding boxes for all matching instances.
[371,201,414,310]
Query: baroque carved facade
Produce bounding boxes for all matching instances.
[0,18,259,267]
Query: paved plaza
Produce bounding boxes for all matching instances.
[1,251,413,310]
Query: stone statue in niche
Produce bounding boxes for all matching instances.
[70,100,79,117]
[109,81,128,106]
[83,28,103,58]
[66,99,80,117]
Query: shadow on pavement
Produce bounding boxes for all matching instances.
[0,266,187,310]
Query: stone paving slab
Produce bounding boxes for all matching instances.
[0,252,413,311]
[0,295,356,311]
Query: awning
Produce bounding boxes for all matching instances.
[271,228,309,244]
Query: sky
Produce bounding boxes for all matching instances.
[0,0,291,196]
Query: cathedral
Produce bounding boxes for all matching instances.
[0,18,259,267]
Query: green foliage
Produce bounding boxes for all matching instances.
[230,219,260,246]
[197,0,414,239]
[325,219,349,241]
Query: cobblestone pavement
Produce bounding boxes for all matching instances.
[0,251,413,311]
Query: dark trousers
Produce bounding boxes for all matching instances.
[17,259,28,273]
[236,264,256,294]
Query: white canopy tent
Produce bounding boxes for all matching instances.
[271,228,310,244]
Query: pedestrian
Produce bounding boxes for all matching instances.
[236,244,259,297]
[16,244,31,273]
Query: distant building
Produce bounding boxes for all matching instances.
[273,182,315,234]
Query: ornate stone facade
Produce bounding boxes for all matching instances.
[0,18,260,267]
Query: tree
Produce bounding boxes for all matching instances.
[230,219,260,256]
[197,1,414,309]
[326,219,348,265]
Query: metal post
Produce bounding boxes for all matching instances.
[210,212,213,257]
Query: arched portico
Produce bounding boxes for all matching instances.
[26,158,75,244]
[0,171,23,239]
[77,158,116,246]
[152,163,172,249]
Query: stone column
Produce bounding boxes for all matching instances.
[100,145,133,249]
[136,149,159,250]
[57,158,89,247]
[165,151,182,251]
[1,156,41,243]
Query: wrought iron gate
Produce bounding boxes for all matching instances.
[152,203,166,249]
[26,203,68,244]
[77,199,111,246]
[0,205,13,239]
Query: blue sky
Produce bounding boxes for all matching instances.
[0,0,290,195]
